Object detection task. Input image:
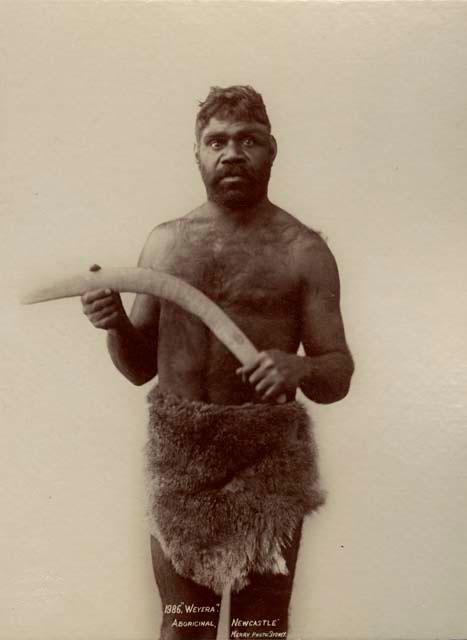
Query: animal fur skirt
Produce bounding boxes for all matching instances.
[145,387,325,594]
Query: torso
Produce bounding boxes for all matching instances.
[149,204,314,404]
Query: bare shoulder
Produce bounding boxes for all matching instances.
[138,211,199,269]
[273,208,340,294]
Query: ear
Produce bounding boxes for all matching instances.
[269,135,277,164]
[194,142,200,166]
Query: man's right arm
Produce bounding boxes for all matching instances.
[81,226,167,386]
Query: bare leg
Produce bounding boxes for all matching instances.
[150,535,221,640]
[229,521,303,639]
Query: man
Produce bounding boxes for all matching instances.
[81,86,354,639]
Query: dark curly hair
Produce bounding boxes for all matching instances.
[195,85,271,141]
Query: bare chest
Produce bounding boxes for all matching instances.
[162,233,300,315]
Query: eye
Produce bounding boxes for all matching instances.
[209,139,224,150]
[243,137,255,147]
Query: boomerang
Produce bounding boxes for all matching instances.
[21,266,286,403]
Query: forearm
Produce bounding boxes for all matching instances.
[106,318,157,386]
[298,351,354,404]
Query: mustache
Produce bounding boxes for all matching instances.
[215,166,253,181]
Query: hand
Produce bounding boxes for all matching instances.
[236,349,305,402]
[81,288,129,331]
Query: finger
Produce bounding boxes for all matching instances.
[244,351,273,372]
[248,360,276,385]
[249,367,270,385]
[236,367,251,387]
[82,298,115,317]
[81,288,113,304]
[89,304,119,323]
[236,361,260,377]
[93,310,121,330]
[255,372,278,394]
[262,382,285,401]
[235,368,248,384]
[85,295,116,314]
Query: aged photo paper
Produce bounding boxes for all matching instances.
[2,2,467,639]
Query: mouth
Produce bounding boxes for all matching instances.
[220,176,246,182]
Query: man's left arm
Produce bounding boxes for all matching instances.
[237,234,354,404]
[294,235,354,403]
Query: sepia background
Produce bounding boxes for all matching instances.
[1,1,467,638]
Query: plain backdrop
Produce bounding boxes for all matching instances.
[1,2,467,639]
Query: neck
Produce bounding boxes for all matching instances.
[203,195,273,227]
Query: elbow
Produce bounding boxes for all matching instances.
[132,372,157,387]
[328,360,354,403]
[317,378,351,404]
[333,363,355,402]
[304,359,354,405]
[309,384,348,405]
[124,367,157,387]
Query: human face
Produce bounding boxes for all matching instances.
[195,117,277,210]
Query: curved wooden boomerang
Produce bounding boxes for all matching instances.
[21,267,286,403]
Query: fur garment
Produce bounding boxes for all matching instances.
[145,387,325,594]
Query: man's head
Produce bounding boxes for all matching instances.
[194,86,277,210]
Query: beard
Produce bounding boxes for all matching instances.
[199,161,272,210]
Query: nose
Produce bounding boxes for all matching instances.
[221,140,245,163]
